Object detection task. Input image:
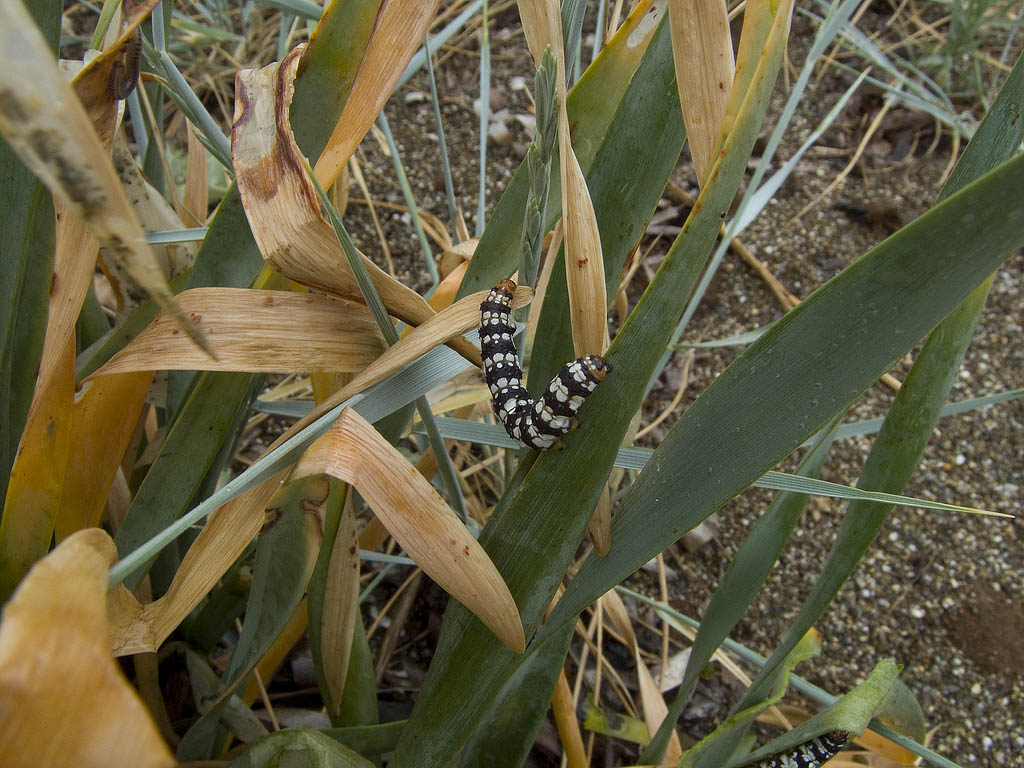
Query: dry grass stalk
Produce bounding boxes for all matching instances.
[348,158,395,276]
[312,0,443,188]
[669,0,736,185]
[183,119,209,226]
[0,530,174,767]
[231,47,478,363]
[552,669,587,768]
[293,408,526,653]
[93,288,386,375]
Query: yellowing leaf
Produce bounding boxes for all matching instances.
[0,529,174,768]
[56,371,153,540]
[294,408,526,653]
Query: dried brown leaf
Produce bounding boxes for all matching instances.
[294,408,525,653]
[669,0,735,185]
[232,46,477,363]
[94,288,386,375]
[269,284,532,449]
[109,472,287,655]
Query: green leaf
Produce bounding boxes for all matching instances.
[584,696,651,745]
[228,727,376,768]
[182,648,269,748]
[224,474,326,685]
[543,150,1024,647]
[457,621,573,768]
[641,416,843,763]
[0,172,53,507]
[113,371,259,588]
[692,51,1024,767]
[681,630,824,767]
[323,722,405,758]
[392,3,794,763]
[335,617,379,728]
[726,659,902,768]
[308,480,350,722]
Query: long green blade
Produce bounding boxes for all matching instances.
[392,2,794,762]
[543,150,1024,646]
[693,51,1024,767]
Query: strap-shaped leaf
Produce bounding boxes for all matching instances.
[392,1,795,762]
[690,50,1024,768]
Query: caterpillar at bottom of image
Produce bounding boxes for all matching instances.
[480,279,610,450]
[741,731,851,768]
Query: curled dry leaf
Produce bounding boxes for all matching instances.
[0,0,207,353]
[93,288,386,376]
[293,408,526,653]
[0,529,174,768]
[312,0,443,187]
[232,46,478,363]
[669,0,735,186]
[107,284,531,656]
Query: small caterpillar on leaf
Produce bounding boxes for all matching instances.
[741,730,850,768]
[480,279,610,450]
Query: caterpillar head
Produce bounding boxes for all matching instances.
[581,355,611,382]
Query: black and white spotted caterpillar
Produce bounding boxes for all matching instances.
[480,279,610,450]
[741,730,850,768]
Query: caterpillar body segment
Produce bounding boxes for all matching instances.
[742,731,851,768]
[480,279,610,450]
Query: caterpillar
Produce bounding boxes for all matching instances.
[742,730,850,768]
[480,279,610,450]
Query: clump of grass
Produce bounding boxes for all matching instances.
[0,2,1021,767]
